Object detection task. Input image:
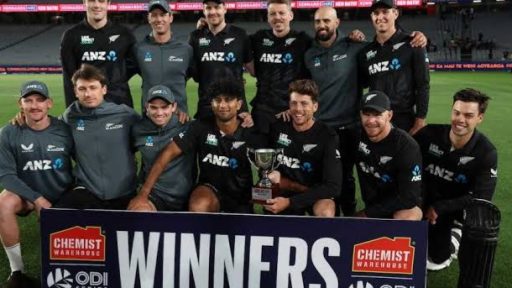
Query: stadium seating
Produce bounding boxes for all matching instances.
[0,11,511,66]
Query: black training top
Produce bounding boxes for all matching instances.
[356,127,422,218]
[358,30,430,118]
[61,20,136,107]
[188,24,252,119]
[250,29,312,114]
[269,120,342,210]
[174,120,262,205]
[414,124,497,215]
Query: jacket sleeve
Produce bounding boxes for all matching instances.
[433,149,498,214]
[60,29,79,108]
[0,129,41,202]
[365,140,422,218]
[412,47,430,118]
[289,132,342,210]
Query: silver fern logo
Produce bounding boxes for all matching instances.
[47,268,73,288]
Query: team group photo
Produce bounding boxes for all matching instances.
[0,0,510,287]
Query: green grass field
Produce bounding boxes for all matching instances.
[0,72,511,287]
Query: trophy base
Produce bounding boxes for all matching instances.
[251,184,279,205]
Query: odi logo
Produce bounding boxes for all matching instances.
[352,237,415,275]
[50,226,105,262]
[47,268,109,288]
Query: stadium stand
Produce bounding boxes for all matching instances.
[0,12,511,66]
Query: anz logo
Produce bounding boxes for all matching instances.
[202,153,238,169]
[201,52,236,63]
[368,58,401,75]
[425,164,468,184]
[259,53,293,64]
[425,164,453,181]
[358,161,387,181]
[23,158,64,171]
[277,154,300,169]
[81,50,117,62]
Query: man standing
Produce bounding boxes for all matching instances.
[355,91,422,220]
[139,79,262,213]
[57,64,140,210]
[414,88,497,270]
[304,6,366,216]
[133,0,194,118]
[61,0,136,107]
[250,0,312,134]
[358,0,430,134]
[265,79,342,217]
[0,81,73,287]
[128,85,193,212]
[189,0,253,122]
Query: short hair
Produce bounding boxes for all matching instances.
[288,79,319,102]
[267,0,291,6]
[207,78,243,101]
[71,64,108,87]
[453,88,491,114]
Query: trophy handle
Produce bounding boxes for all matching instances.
[246,148,256,168]
[271,148,284,171]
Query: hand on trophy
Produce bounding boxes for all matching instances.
[263,197,290,214]
[267,171,281,185]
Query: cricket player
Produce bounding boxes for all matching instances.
[414,88,497,270]
[0,81,73,287]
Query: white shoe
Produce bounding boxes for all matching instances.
[427,257,453,271]
[450,222,463,260]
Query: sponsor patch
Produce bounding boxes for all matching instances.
[50,226,105,262]
[352,237,415,275]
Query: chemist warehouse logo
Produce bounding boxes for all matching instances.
[352,237,415,275]
[50,226,105,262]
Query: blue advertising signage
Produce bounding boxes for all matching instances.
[40,209,427,288]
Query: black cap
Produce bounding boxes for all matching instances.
[371,0,396,10]
[148,0,170,12]
[146,85,175,104]
[360,91,391,113]
[203,0,224,4]
[20,80,50,98]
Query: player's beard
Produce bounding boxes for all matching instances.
[315,28,334,42]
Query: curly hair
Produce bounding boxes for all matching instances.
[206,78,243,101]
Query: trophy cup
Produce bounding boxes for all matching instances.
[247,148,283,204]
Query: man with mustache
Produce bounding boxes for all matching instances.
[61,0,136,107]
[0,81,73,287]
[414,88,497,271]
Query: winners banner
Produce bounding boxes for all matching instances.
[41,209,427,288]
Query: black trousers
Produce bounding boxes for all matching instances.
[54,186,133,210]
[336,124,361,216]
[428,211,462,263]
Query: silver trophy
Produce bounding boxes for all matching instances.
[247,148,283,204]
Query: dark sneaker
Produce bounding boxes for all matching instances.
[4,271,39,288]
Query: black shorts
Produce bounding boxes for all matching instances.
[200,183,253,214]
[53,186,133,210]
[148,192,187,212]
